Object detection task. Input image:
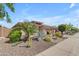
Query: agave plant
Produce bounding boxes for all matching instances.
[0,3,15,23]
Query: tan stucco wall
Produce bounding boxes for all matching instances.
[0,27,11,37]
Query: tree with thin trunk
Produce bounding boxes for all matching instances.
[12,22,38,47]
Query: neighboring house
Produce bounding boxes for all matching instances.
[0,26,11,37]
[31,21,58,34]
[31,21,43,29]
[31,21,58,40]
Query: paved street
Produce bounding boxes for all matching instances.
[36,33,79,56]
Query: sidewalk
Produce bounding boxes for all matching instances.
[36,33,79,56]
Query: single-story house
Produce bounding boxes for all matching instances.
[31,21,58,34]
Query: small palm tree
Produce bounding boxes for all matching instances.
[0,3,15,23]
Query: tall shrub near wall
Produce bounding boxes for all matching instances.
[9,30,21,43]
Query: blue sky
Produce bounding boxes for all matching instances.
[0,3,79,28]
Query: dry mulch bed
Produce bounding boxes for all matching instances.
[0,38,55,56]
[0,35,69,56]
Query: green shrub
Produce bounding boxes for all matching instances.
[43,34,52,42]
[58,24,66,34]
[67,27,79,35]
[9,30,22,43]
[55,32,62,38]
[43,38,51,42]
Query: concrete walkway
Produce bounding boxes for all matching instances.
[36,33,79,56]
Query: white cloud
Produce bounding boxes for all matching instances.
[69,3,75,8]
